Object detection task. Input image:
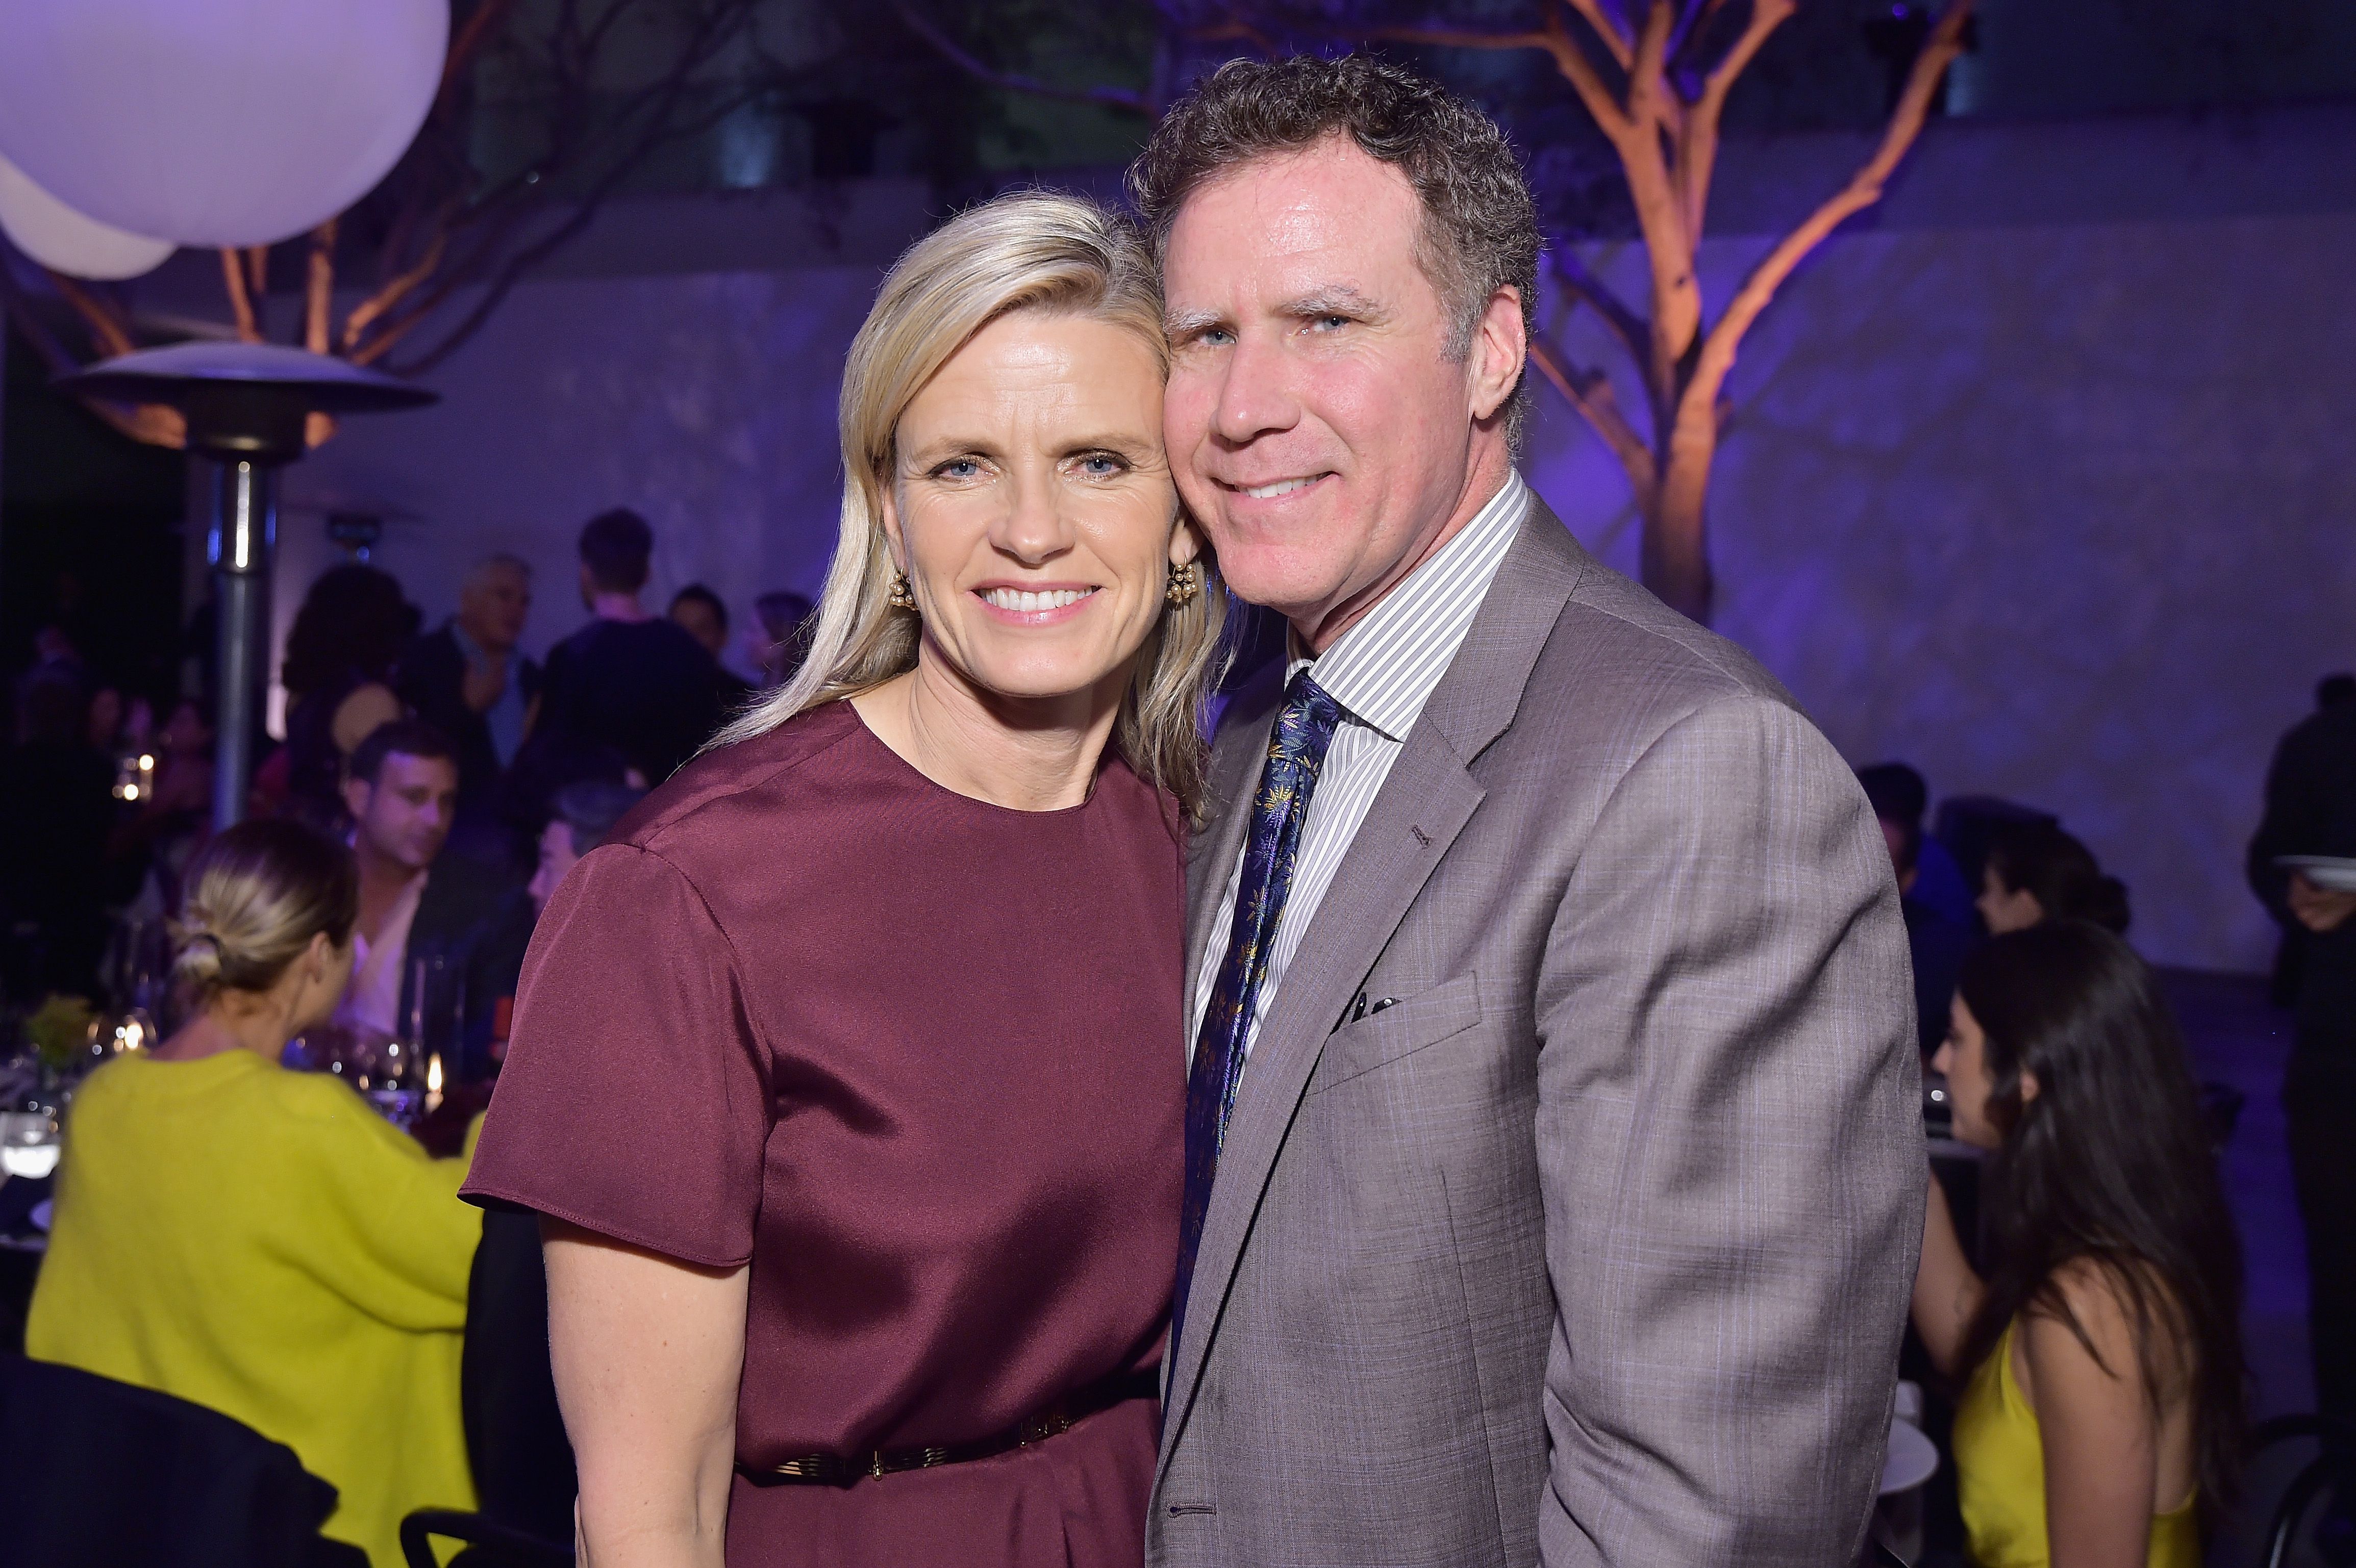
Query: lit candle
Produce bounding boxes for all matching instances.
[424,1052,444,1116]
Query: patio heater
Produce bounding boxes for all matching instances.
[55,342,436,830]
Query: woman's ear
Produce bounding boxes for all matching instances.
[878,476,908,573]
[2016,1067,2042,1105]
[1168,510,1204,569]
[303,930,335,986]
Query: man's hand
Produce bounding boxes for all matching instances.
[463,654,510,715]
[2289,872,2356,933]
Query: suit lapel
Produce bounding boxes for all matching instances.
[1183,662,1286,1045]
[1159,503,1591,1474]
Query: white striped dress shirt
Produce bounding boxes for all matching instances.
[1191,470,1531,1062]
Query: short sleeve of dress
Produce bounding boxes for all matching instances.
[462,843,767,1269]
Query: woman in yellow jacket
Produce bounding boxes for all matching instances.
[29,818,480,1568]
[1914,921,2245,1568]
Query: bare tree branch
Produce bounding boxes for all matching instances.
[1680,0,1969,434]
[1363,11,1631,139]
[1559,0,1635,71]
[304,221,337,353]
[1602,2,1701,404]
[440,0,524,104]
[1528,336,1657,511]
[365,4,763,373]
[217,249,263,342]
[893,1,1151,114]
[342,229,449,352]
[344,0,764,371]
[2,265,185,444]
[49,272,137,358]
[0,268,85,378]
[1679,0,1794,241]
[1546,245,1653,413]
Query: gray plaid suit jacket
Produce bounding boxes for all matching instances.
[1149,500,1924,1567]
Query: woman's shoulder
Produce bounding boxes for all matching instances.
[74,1053,433,1173]
[2021,1254,2188,1394]
[608,700,869,859]
[1095,748,1189,851]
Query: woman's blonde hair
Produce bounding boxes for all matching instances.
[172,819,358,1000]
[712,190,1229,813]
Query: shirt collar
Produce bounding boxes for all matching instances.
[1286,470,1529,741]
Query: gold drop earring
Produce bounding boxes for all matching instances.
[1165,561,1201,608]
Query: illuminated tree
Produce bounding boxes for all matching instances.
[902,0,1975,622]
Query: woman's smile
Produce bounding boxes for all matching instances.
[974,581,1101,625]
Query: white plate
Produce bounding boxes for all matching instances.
[1881,1418,1939,1495]
[2277,855,2356,893]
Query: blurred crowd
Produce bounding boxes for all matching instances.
[1,504,815,1033]
[1857,668,2356,1563]
[1,498,2349,1564]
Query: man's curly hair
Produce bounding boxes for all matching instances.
[1127,54,1540,443]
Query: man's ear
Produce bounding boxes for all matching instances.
[1468,285,1527,424]
[341,775,371,822]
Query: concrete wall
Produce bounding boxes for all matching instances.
[277,264,886,695]
[285,109,2356,971]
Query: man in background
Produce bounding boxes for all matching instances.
[524,509,724,793]
[527,778,645,915]
[2249,669,2356,1449]
[750,590,815,691]
[1860,762,1977,1058]
[336,720,533,1082]
[397,553,539,869]
[667,583,754,711]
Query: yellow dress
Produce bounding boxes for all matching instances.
[1952,1319,2200,1568]
[27,1049,481,1568]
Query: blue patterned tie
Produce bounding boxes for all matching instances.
[1169,670,1343,1380]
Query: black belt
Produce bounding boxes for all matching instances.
[737,1368,1159,1487]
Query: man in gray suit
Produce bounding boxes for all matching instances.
[1133,56,1924,1566]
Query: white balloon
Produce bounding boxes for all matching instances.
[0,0,449,250]
[0,154,173,280]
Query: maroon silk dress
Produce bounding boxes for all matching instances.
[464,700,1185,1567]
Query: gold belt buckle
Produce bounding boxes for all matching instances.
[1017,1409,1074,1447]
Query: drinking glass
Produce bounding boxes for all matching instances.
[0,1109,61,1180]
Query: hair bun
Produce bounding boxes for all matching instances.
[167,820,359,1000]
[170,923,229,990]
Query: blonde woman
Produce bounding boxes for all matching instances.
[28,818,481,1568]
[465,191,1224,1568]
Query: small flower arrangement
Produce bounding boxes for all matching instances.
[26,994,99,1075]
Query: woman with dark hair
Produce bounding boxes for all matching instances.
[1978,821,2132,935]
[1914,921,2245,1567]
[278,563,416,824]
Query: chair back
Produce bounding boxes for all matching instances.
[0,1353,362,1567]
[2240,1413,2355,1568]
[462,1208,578,1542]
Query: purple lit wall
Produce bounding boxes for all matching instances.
[274,264,888,707]
[289,109,2355,972]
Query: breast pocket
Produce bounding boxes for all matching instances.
[1306,971,1483,1096]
